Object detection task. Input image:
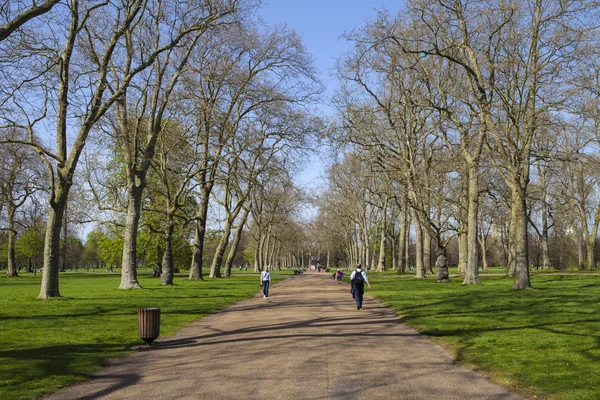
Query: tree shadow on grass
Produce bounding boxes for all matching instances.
[0,342,137,399]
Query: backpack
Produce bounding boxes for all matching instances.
[353,271,364,287]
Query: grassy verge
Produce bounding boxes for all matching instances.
[0,270,286,400]
[366,274,600,399]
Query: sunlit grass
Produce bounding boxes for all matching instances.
[366,274,600,399]
[0,270,285,400]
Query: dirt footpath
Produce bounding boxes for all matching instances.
[44,273,523,400]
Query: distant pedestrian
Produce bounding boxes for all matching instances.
[350,264,371,310]
[261,268,271,300]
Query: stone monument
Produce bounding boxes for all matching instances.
[435,254,450,283]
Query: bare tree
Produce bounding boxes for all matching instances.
[0,0,240,298]
[184,24,319,279]
[0,0,61,42]
[0,129,44,276]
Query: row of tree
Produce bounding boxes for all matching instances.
[312,0,600,289]
[0,0,322,298]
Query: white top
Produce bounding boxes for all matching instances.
[261,271,271,282]
[350,269,368,281]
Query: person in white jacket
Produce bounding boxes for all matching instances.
[261,268,271,299]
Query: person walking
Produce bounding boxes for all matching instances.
[350,264,371,310]
[261,268,271,300]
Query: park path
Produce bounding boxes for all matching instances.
[44,273,523,400]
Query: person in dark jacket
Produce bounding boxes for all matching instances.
[350,264,371,310]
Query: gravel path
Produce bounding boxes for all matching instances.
[44,272,524,400]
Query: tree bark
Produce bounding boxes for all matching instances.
[463,165,481,284]
[511,189,532,289]
[119,181,144,289]
[539,164,551,270]
[458,170,469,275]
[224,206,250,277]
[377,197,388,272]
[189,186,211,280]
[209,218,233,278]
[423,228,433,274]
[412,208,425,279]
[479,232,488,271]
[397,204,408,273]
[39,187,68,298]
[6,203,18,277]
[586,225,598,270]
[160,213,175,285]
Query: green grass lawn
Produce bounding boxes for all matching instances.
[0,270,285,400]
[365,274,600,400]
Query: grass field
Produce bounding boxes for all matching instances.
[365,273,600,400]
[3,269,599,400]
[0,269,285,400]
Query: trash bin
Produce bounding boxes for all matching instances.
[138,308,160,344]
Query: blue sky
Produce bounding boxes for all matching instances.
[259,1,399,191]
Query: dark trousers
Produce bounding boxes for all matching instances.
[262,281,270,297]
[353,286,364,308]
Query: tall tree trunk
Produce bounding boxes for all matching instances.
[39,187,69,298]
[539,165,551,270]
[404,217,410,272]
[463,166,481,284]
[253,243,260,272]
[377,199,388,272]
[160,213,175,285]
[261,231,269,269]
[119,181,144,289]
[6,204,18,277]
[189,186,211,280]
[391,231,397,271]
[60,204,68,272]
[209,218,234,278]
[479,232,488,271]
[397,208,407,272]
[511,189,532,289]
[412,208,425,279]
[507,205,516,276]
[458,171,469,274]
[224,206,250,277]
[423,229,433,274]
[586,224,598,270]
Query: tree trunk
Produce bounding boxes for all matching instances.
[511,189,533,289]
[463,166,481,284]
[423,229,433,274]
[119,182,144,289]
[60,205,68,272]
[404,217,410,272]
[39,187,69,299]
[377,198,388,272]
[224,206,250,277]
[539,165,551,270]
[260,232,268,270]
[189,186,211,280]
[391,231,397,271]
[412,208,425,279]
[160,213,175,285]
[479,230,488,271]
[377,226,386,272]
[254,233,263,272]
[6,203,18,277]
[209,218,234,278]
[586,226,598,270]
